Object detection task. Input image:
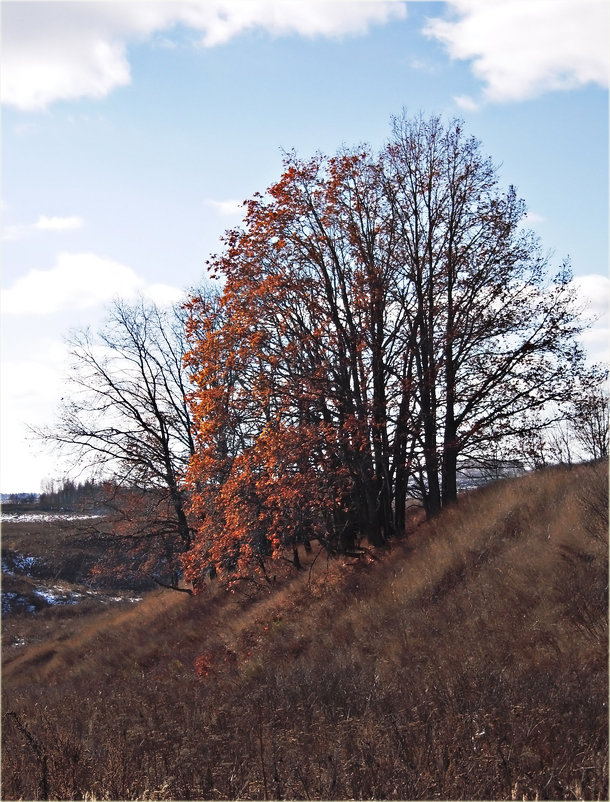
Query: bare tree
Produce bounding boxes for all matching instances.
[570,367,609,461]
[548,420,575,467]
[33,294,213,588]
[382,112,587,513]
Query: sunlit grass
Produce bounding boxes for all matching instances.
[2,461,607,800]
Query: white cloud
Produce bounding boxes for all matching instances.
[1,339,74,493]
[572,273,610,365]
[145,282,187,307]
[4,226,28,243]
[424,0,609,103]
[1,6,132,112]
[181,0,408,46]
[206,198,245,217]
[3,214,84,242]
[3,339,69,410]
[35,215,84,232]
[409,56,440,74]
[572,273,610,323]
[524,211,547,225]
[580,326,610,366]
[454,94,479,111]
[2,252,184,316]
[2,1,407,112]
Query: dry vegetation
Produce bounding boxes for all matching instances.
[2,461,608,800]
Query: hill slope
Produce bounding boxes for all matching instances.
[2,461,608,800]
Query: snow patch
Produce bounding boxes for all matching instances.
[1,512,105,523]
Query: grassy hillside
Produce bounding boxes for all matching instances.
[2,461,608,800]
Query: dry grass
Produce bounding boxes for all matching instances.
[2,461,608,800]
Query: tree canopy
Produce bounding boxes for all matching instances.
[181,113,589,586]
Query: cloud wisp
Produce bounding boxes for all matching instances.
[571,273,610,365]
[572,273,610,323]
[3,215,84,242]
[1,1,408,112]
[205,198,246,217]
[2,252,184,315]
[425,0,609,105]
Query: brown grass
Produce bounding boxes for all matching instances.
[2,461,608,799]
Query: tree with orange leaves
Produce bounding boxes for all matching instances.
[182,148,412,585]
[182,113,588,586]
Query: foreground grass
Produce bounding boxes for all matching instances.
[2,461,608,800]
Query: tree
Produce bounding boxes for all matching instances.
[183,149,413,585]
[182,113,589,585]
[38,477,106,511]
[382,113,585,512]
[570,367,609,461]
[34,296,203,589]
[508,366,608,468]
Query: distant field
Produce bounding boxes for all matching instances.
[2,461,608,800]
[1,510,151,649]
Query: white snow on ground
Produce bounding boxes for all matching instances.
[2,554,40,575]
[33,586,81,605]
[1,512,104,523]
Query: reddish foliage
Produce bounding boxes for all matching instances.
[182,116,587,587]
[194,652,215,679]
[88,484,195,589]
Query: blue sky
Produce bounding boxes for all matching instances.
[1,0,609,493]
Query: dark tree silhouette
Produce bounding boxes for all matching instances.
[182,113,589,584]
[33,295,214,588]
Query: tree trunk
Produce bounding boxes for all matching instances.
[441,443,458,506]
[424,446,441,517]
[442,349,458,506]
